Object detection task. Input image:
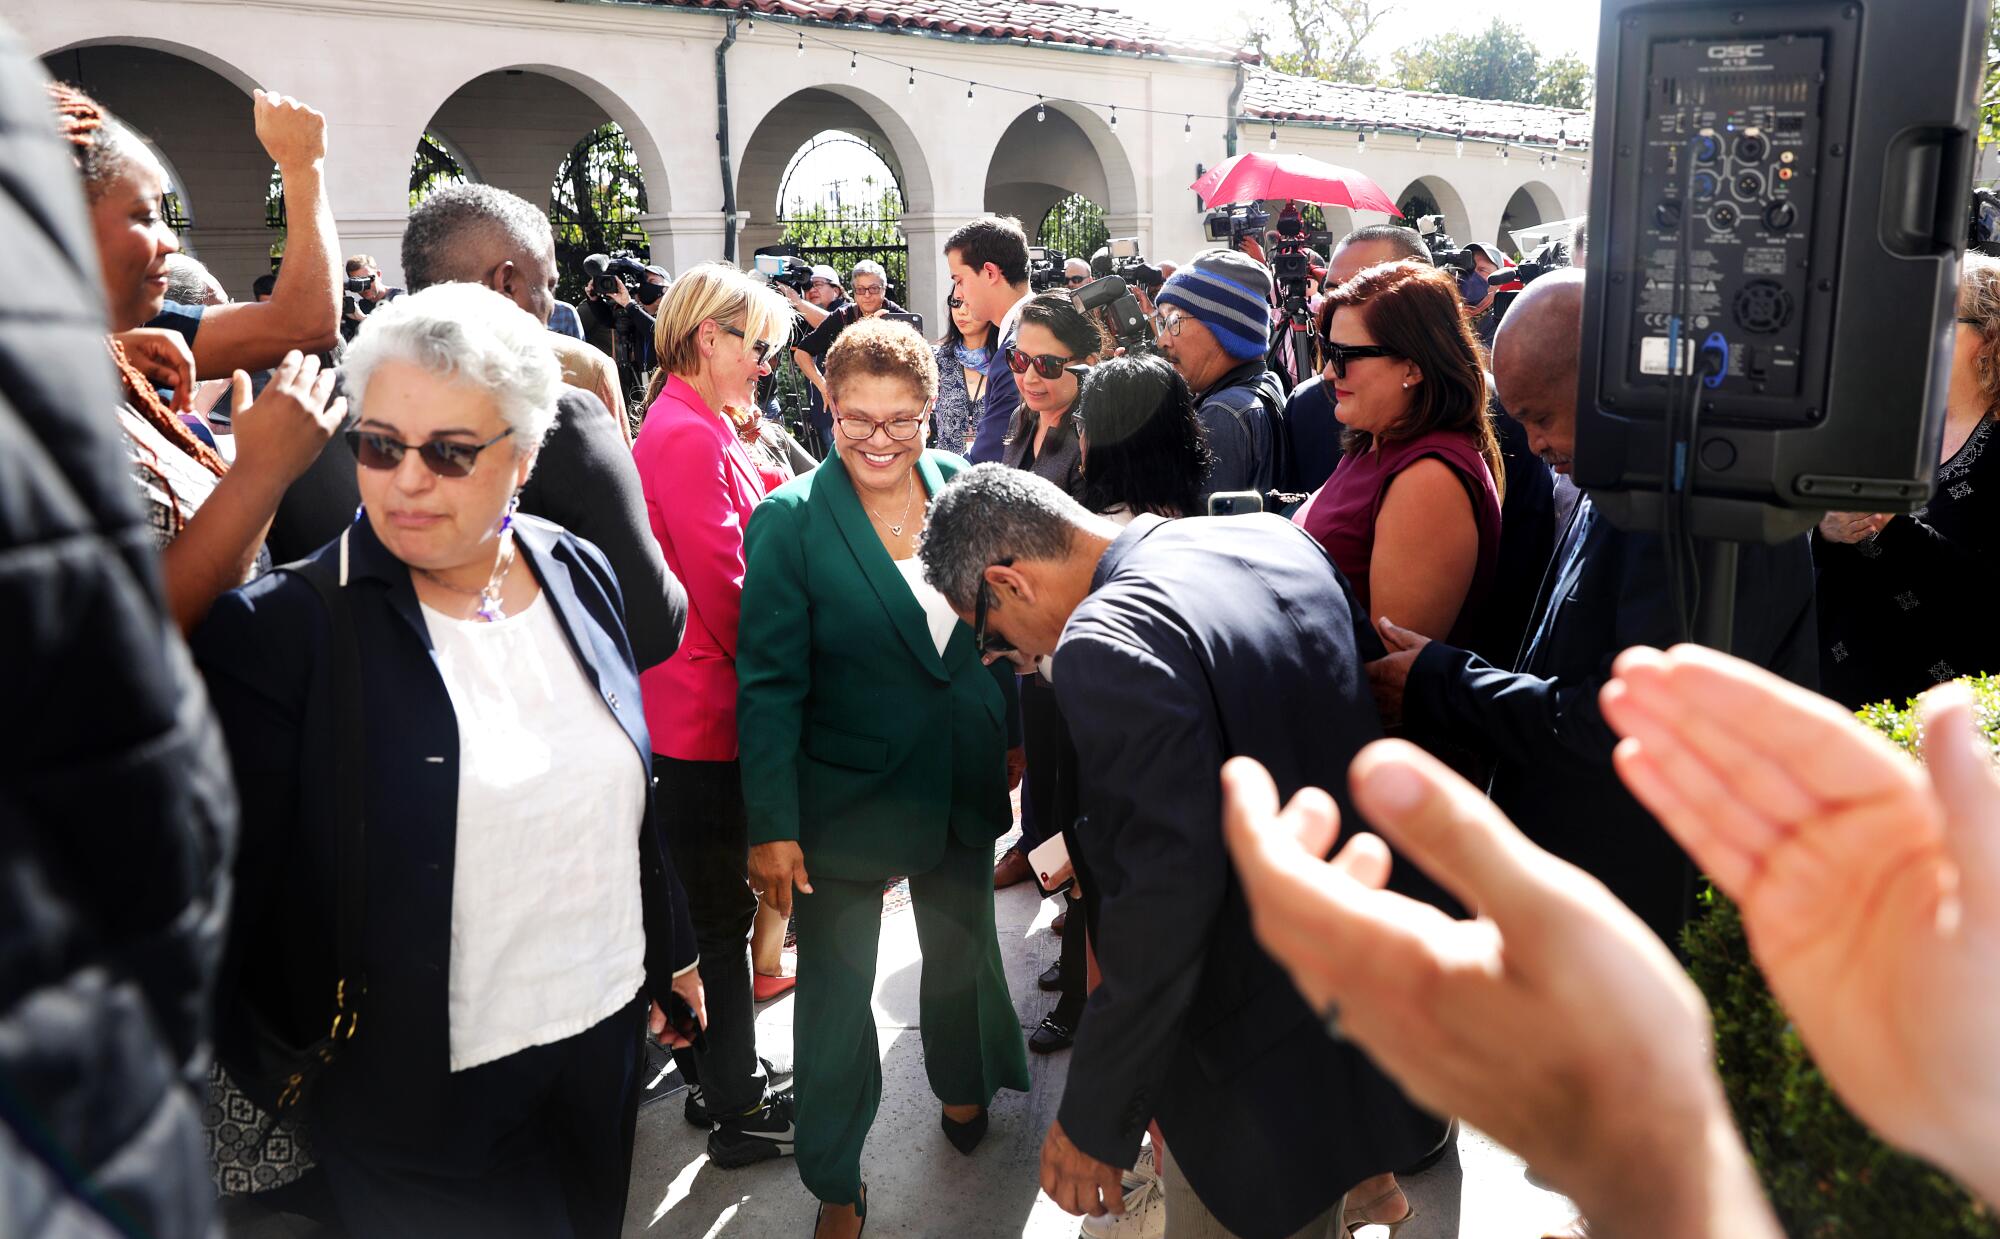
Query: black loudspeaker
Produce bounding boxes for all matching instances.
[1578,0,1988,543]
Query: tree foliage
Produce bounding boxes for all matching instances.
[1981,0,2000,152]
[1391,18,1593,108]
[550,123,650,303]
[1248,0,1394,84]
[1039,193,1109,263]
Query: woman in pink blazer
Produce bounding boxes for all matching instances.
[631,263,799,1165]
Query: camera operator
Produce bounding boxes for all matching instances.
[1462,242,1509,347]
[1153,249,1286,502]
[340,253,401,343]
[779,265,848,446]
[580,254,661,407]
[793,260,908,431]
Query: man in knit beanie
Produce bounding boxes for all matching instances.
[1154,248,1286,499]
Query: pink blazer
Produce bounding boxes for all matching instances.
[633,374,769,760]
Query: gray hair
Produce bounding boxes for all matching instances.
[402,183,553,292]
[163,252,225,306]
[850,259,888,286]
[919,463,1091,611]
[342,282,562,465]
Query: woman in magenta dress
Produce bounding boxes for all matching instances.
[1294,259,1505,646]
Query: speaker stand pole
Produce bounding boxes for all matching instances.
[1694,539,1739,654]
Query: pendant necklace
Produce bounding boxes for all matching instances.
[867,473,917,538]
[417,534,517,622]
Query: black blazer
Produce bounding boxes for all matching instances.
[191,513,696,1159]
[267,386,688,671]
[1405,495,1819,938]
[1052,515,1445,1239]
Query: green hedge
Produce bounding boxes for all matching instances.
[1681,675,2000,1238]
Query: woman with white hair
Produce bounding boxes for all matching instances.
[192,282,704,1237]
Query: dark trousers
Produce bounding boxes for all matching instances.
[315,999,646,1239]
[653,754,768,1117]
[1021,675,1088,1019]
[792,834,1031,1205]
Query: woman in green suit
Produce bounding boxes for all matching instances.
[739,319,1031,1239]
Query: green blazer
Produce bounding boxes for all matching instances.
[737,450,1020,882]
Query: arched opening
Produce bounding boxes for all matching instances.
[418,67,668,299]
[1398,176,1473,248]
[984,102,1140,251]
[1498,181,1565,254]
[40,42,273,299]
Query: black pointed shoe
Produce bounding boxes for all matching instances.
[940,1106,989,1155]
[811,1182,867,1238]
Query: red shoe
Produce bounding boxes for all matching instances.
[754,972,797,1002]
[993,847,1032,890]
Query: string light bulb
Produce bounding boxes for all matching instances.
[1500,142,1510,159]
[1356,128,1367,154]
[1036,96,1045,123]
[1268,126,1278,150]
[967,84,976,109]
[744,16,754,33]
[1455,132,1465,159]
[1110,105,1118,129]
[1414,132,1423,149]
[1184,115,1192,142]
[796,32,804,56]
[849,52,857,76]
[907,67,915,94]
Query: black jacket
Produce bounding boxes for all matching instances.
[191,513,696,1161]
[1195,359,1283,501]
[1052,515,1445,1239]
[1405,496,1819,938]
[267,387,687,671]
[2,31,237,1238]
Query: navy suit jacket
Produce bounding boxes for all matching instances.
[1052,514,1444,1239]
[192,513,695,1158]
[1405,496,1819,938]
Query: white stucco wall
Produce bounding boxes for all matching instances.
[19,0,1586,325]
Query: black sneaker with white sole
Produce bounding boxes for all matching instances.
[707,1089,797,1168]
[683,1056,792,1128]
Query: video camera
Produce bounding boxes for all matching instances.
[584,251,653,299]
[1414,215,1493,309]
[1028,246,1069,293]
[1203,203,1270,250]
[1102,237,1167,293]
[1264,204,1334,329]
[1970,187,2000,257]
[751,246,816,296]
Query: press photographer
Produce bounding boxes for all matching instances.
[340,253,402,343]
[581,250,665,406]
[792,260,915,421]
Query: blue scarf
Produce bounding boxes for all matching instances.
[957,343,993,372]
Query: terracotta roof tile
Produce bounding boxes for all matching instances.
[648,0,1256,61]
[1243,67,1589,147]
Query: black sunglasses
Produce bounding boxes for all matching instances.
[347,427,513,478]
[720,323,776,366]
[947,294,966,310]
[1320,341,1401,379]
[1006,347,1080,380]
[974,557,1017,657]
[1066,275,1088,286]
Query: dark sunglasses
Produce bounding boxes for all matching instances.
[1006,347,1079,380]
[947,294,966,309]
[347,427,512,478]
[1319,341,1401,379]
[1066,275,1088,286]
[720,323,776,365]
[974,557,1017,657]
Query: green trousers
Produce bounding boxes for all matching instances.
[792,835,1031,1205]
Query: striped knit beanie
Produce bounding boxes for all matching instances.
[1155,247,1273,361]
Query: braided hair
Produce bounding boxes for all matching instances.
[50,81,227,479]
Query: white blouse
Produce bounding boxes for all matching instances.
[421,591,649,1072]
[894,555,959,656]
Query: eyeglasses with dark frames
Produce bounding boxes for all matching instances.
[1150,310,1188,338]
[347,427,513,478]
[720,323,776,365]
[1319,340,1401,379]
[974,556,1017,657]
[836,413,925,442]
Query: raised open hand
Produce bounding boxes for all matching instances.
[1602,645,2000,1204]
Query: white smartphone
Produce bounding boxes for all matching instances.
[1027,833,1075,897]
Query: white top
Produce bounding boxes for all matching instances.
[894,555,959,656]
[421,590,649,1072]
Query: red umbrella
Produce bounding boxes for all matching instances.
[1191,151,1402,216]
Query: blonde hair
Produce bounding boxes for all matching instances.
[650,261,791,383]
[825,318,938,405]
[1960,254,2000,418]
